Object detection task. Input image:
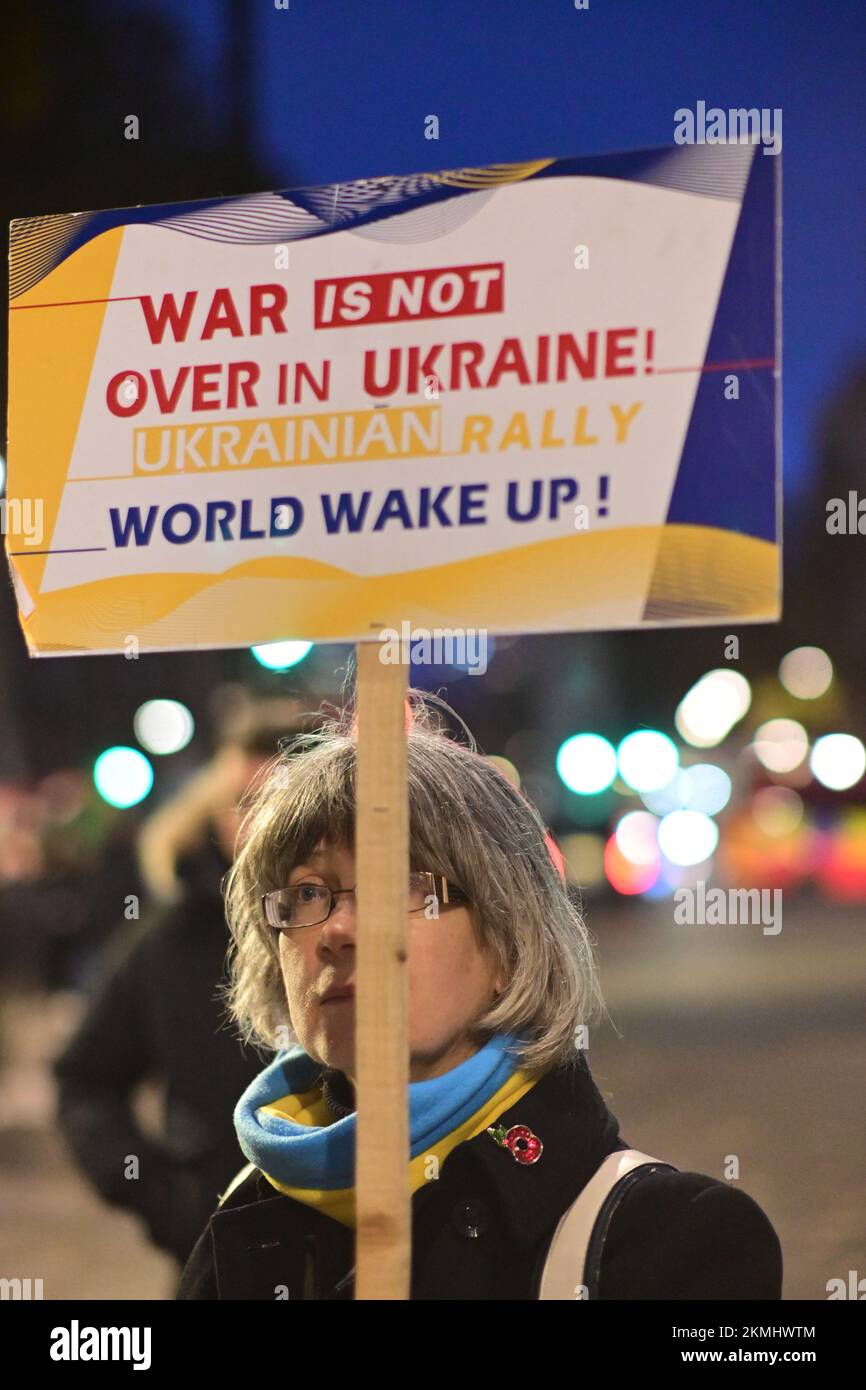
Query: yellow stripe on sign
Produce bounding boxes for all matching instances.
[6,227,126,606]
[18,524,780,654]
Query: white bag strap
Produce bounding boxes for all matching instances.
[538,1148,674,1300]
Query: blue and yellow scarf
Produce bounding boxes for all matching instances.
[234,1031,544,1227]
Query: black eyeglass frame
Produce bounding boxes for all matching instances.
[261,870,469,932]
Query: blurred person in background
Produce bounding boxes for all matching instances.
[53,701,326,1270]
[0,773,143,994]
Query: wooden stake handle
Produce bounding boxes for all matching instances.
[354,641,410,1299]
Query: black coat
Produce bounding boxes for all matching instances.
[177,1051,783,1300]
[54,870,267,1265]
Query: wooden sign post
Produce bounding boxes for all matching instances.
[354,642,410,1298]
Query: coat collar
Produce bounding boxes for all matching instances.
[451,1050,624,1251]
[207,1050,623,1298]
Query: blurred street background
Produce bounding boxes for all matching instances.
[1,894,864,1299]
[1,0,864,1301]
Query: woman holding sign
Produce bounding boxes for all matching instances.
[178,696,782,1301]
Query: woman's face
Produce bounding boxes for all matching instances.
[276,837,503,1084]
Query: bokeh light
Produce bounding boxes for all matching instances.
[37,770,89,824]
[251,640,313,670]
[676,763,732,815]
[657,809,719,866]
[556,733,617,795]
[753,719,809,774]
[559,832,606,889]
[718,806,813,890]
[614,810,660,865]
[641,762,731,817]
[134,699,195,755]
[810,734,866,791]
[751,786,804,837]
[604,832,660,894]
[640,778,687,817]
[675,670,751,747]
[815,812,866,900]
[641,859,684,900]
[779,646,833,700]
[616,730,679,792]
[93,747,154,808]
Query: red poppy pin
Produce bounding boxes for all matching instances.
[486,1122,543,1165]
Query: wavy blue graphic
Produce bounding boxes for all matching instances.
[10,143,762,299]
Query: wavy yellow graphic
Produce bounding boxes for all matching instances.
[19,524,779,654]
[433,160,555,190]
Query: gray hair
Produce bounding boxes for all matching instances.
[221,690,606,1074]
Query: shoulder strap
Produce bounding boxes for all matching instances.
[218,1161,258,1208]
[538,1148,677,1300]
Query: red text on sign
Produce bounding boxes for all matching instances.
[138,285,289,345]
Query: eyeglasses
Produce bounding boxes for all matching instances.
[261,871,468,932]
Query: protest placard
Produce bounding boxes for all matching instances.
[7,143,779,657]
[5,143,780,1299]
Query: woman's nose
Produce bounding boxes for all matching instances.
[319,890,358,944]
